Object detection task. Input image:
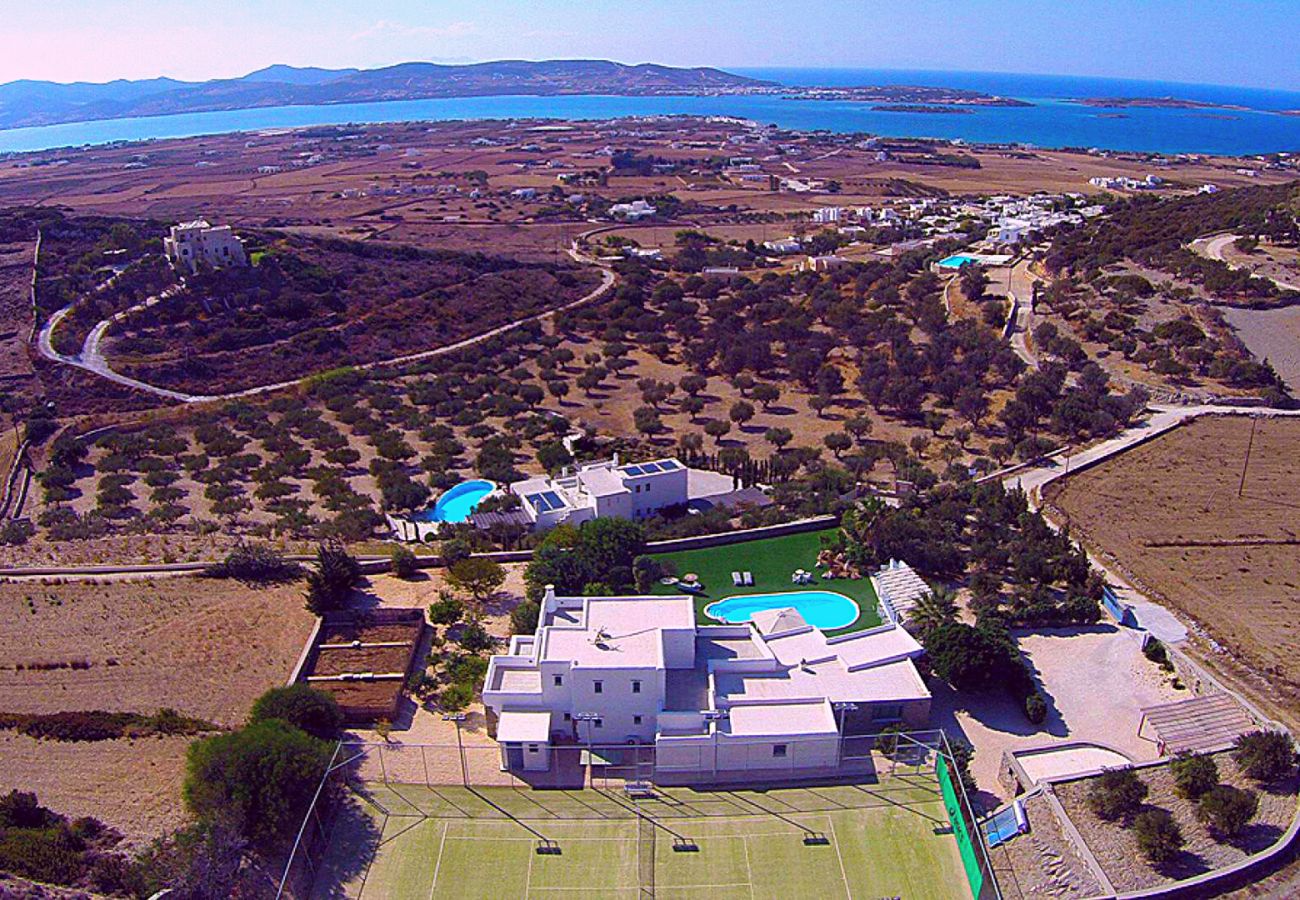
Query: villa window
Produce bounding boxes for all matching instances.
[875,703,904,722]
[594,681,603,694]
[634,715,643,725]
[554,675,563,687]
[563,713,571,722]
[773,744,788,758]
[594,719,604,729]
[632,680,641,694]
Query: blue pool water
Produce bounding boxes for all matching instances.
[938,254,980,268]
[413,479,495,523]
[705,591,860,630]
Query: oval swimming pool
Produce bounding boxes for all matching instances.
[705,591,860,630]
[413,479,495,523]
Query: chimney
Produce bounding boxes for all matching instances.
[543,584,558,615]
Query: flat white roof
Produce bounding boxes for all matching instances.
[578,467,627,496]
[540,596,695,669]
[496,710,552,743]
[726,701,837,737]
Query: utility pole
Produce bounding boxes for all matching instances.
[1238,415,1259,498]
[442,713,468,785]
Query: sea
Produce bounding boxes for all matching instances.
[2,68,1299,156]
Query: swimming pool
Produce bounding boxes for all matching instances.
[705,591,860,630]
[413,479,496,523]
[938,254,980,268]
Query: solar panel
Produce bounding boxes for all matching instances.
[541,490,564,510]
[659,459,681,470]
[640,461,662,473]
[527,492,565,513]
[622,465,644,476]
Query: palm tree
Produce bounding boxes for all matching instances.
[906,588,957,641]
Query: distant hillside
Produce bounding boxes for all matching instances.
[0,59,775,130]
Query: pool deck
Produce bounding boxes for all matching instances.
[648,528,882,635]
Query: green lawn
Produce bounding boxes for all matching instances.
[648,528,881,634]
[313,777,970,899]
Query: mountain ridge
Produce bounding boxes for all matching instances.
[0,59,774,131]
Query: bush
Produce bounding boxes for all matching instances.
[446,557,506,603]
[875,723,903,759]
[458,620,495,653]
[248,685,344,741]
[1232,731,1295,782]
[439,682,474,711]
[389,544,419,578]
[1134,808,1184,864]
[1198,784,1258,838]
[1086,768,1148,821]
[429,592,466,625]
[1170,752,1219,800]
[184,719,332,848]
[201,542,301,582]
[510,599,540,635]
[1143,637,1174,671]
[0,709,215,742]
[1024,692,1047,724]
[303,543,362,613]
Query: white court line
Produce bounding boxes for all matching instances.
[741,835,756,900]
[524,830,534,899]
[824,815,853,900]
[427,822,448,900]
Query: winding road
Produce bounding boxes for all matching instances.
[1190,232,1300,292]
[34,242,615,405]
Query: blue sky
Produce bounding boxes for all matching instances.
[4,1,1299,90]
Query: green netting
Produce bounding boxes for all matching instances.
[937,753,986,900]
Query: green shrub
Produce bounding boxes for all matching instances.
[875,723,903,759]
[184,719,332,848]
[510,599,540,635]
[0,826,85,885]
[1198,784,1258,838]
[389,544,419,578]
[1170,752,1219,799]
[202,542,301,583]
[1134,808,1184,864]
[1232,731,1295,782]
[1024,692,1047,724]
[429,592,465,625]
[303,543,361,613]
[1142,637,1174,671]
[458,620,495,653]
[248,685,344,741]
[439,682,474,711]
[1086,768,1148,821]
[0,709,215,742]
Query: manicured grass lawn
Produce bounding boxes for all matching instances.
[648,528,881,634]
[314,778,970,899]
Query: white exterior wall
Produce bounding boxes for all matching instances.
[570,667,662,742]
[623,467,688,517]
[716,733,839,771]
[592,490,633,520]
[660,627,696,670]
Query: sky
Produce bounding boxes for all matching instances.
[3,0,1299,91]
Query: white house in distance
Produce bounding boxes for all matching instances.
[163,220,248,273]
[483,588,931,775]
[511,456,693,531]
[608,199,657,221]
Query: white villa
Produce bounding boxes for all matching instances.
[511,456,695,531]
[483,587,931,776]
[163,220,248,273]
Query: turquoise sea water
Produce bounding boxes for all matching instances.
[413,479,495,524]
[705,590,861,630]
[1,68,1297,155]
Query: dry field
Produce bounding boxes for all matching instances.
[0,575,316,841]
[1044,415,1300,718]
[0,576,315,724]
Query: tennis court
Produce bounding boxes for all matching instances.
[309,770,971,899]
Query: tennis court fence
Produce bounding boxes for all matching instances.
[275,728,1000,899]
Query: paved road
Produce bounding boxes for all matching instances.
[34,247,615,405]
[1005,403,1300,642]
[1006,256,1040,370]
[1191,232,1300,292]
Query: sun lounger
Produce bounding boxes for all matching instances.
[732,571,743,586]
[743,571,754,586]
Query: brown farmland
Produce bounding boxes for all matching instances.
[1045,415,1300,718]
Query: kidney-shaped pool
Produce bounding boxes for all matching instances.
[705,590,860,630]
